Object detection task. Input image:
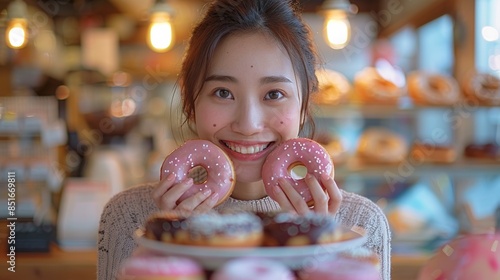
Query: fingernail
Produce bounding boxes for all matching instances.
[166,173,175,181]
[184,178,193,185]
[203,189,212,196]
[321,173,330,181]
[306,173,313,180]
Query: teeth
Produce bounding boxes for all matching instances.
[226,143,268,154]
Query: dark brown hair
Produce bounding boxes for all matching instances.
[178,0,319,137]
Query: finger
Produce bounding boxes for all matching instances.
[152,173,176,207]
[278,178,309,215]
[193,192,220,214]
[306,174,328,214]
[321,174,343,214]
[175,188,213,212]
[158,178,194,210]
[270,182,295,212]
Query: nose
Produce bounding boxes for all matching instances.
[231,100,265,135]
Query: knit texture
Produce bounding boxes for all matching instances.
[97,183,391,279]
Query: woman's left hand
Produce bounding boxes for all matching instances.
[272,173,342,215]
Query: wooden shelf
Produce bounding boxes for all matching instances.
[0,244,97,280]
[334,157,500,179]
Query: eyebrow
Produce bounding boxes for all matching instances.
[204,75,293,84]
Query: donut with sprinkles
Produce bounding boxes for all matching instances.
[262,138,334,206]
[160,140,235,206]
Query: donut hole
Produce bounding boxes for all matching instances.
[428,76,450,93]
[289,163,308,180]
[187,166,208,184]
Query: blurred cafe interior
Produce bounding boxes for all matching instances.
[0,0,499,279]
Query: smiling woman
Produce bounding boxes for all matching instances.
[97,1,391,279]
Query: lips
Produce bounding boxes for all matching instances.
[221,141,274,160]
[224,142,270,154]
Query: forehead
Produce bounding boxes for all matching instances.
[207,31,294,75]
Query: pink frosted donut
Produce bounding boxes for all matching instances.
[262,138,334,206]
[298,257,380,280]
[160,140,234,206]
[418,233,500,280]
[119,255,204,280]
[211,257,295,280]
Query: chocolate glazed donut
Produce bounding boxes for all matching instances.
[258,212,341,246]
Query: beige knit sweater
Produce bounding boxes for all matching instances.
[97,183,391,279]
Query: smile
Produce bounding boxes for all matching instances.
[222,141,272,155]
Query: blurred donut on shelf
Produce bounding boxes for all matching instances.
[354,67,405,105]
[408,71,461,106]
[356,127,408,164]
[464,142,499,160]
[410,142,457,164]
[312,68,350,105]
[462,72,500,106]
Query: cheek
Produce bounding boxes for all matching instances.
[194,106,218,135]
[271,108,301,135]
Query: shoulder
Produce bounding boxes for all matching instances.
[340,190,385,215]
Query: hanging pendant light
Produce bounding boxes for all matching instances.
[147,0,174,53]
[5,0,29,49]
[320,0,357,50]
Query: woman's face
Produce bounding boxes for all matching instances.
[194,32,302,183]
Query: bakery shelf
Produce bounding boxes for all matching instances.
[313,102,497,119]
[335,157,500,179]
[0,117,43,134]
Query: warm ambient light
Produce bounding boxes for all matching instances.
[5,0,29,49]
[147,0,174,53]
[320,0,357,50]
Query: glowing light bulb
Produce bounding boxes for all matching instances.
[5,0,29,49]
[148,12,174,52]
[324,11,350,49]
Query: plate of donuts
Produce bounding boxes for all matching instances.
[134,226,367,270]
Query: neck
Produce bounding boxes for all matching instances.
[230,180,268,200]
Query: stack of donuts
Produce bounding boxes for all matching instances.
[143,210,343,248]
[139,210,380,280]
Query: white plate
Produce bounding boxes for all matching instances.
[134,227,367,270]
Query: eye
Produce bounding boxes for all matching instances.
[214,89,234,99]
[265,90,284,100]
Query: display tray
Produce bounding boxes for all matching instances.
[134,227,366,270]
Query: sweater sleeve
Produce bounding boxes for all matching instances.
[97,183,158,280]
[335,190,392,280]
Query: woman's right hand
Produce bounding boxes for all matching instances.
[152,173,220,213]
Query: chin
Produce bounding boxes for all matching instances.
[233,163,262,183]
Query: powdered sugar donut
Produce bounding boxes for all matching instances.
[183,211,263,247]
[160,140,235,206]
[211,257,295,280]
[119,254,204,280]
[262,138,334,206]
